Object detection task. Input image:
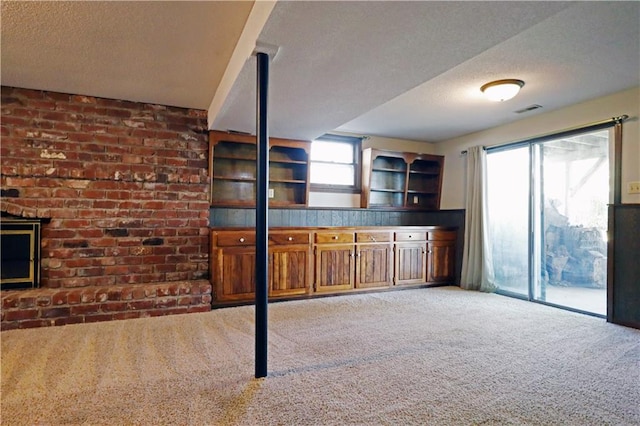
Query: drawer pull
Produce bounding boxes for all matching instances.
[333,235,339,240]
[370,236,377,242]
[239,237,245,243]
[288,236,293,241]
[408,235,412,238]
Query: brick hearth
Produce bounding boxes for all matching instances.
[1,86,212,329]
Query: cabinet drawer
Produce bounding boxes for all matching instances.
[216,232,256,247]
[315,232,354,244]
[270,232,310,245]
[356,232,391,243]
[395,231,426,242]
[428,230,457,241]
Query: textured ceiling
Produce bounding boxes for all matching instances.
[2,1,639,143]
[336,1,640,142]
[214,1,640,142]
[1,1,254,109]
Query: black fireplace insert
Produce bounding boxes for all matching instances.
[1,216,41,290]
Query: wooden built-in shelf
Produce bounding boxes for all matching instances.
[362,148,444,210]
[209,131,311,207]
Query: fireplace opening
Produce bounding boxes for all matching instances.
[1,215,42,290]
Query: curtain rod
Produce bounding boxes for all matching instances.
[460,115,629,155]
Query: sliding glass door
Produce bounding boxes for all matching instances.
[486,147,530,297]
[487,129,610,316]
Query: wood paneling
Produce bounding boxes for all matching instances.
[608,204,640,329]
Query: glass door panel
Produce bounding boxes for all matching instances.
[535,130,609,315]
[486,147,530,297]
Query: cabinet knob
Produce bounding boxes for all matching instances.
[288,236,293,241]
[333,235,339,240]
[408,235,412,238]
[239,237,245,243]
[370,236,377,242]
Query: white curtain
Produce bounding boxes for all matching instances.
[460,146,495,292]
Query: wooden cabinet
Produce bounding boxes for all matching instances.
[394,230,456,285]
[362,148,444,210]
[394,231,427,285]
[355,231,393,289]
[426,230,457,283]
[314,231,393,292]
[211,230,258,302]
[210,229,312,302]
[209,131,310,207]
[210,226,456,305]
[314,231,355,292]
[269,230,312,297]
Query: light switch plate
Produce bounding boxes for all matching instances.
[268,188,275,198]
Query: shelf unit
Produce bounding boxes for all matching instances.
[361,148,444,210]
[209,131,311,207]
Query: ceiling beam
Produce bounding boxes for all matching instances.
[207,1,277,130]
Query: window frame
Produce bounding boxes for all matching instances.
[309,134,362,194]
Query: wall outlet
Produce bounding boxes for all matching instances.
[413,195,419,204]
[628,182,640,194]
[268,188,274,198]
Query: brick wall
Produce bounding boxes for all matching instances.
[1,86,212,329]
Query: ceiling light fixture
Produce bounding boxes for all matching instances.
[480,79,525,102]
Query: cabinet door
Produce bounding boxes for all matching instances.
[212,247,256,302]
[270,246,311,297]
[356,244,393,289]
[315,244,355,292]
[395,243,427,285]
[427,241,455,283]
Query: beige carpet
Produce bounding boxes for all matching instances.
[1,286,638,425]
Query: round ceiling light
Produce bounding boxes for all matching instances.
[480,79,525,102]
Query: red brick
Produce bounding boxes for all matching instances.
[84,314,113,323]
[155,298,177,308]
[70,304,100,315]
[67,290,83,304]
[101,302,127,312]
[128,300,155,310]
[5,309,39,321]
[19,297,37,309]
[113,312,141,320]
[42,307,71,318]
[18,319,52,329]
[52,291,68,305]
[188,305,211,313]
[1,322,20,331]
[131,287,146,299]
[54,316,84,326]
[2,295,20,309]
[176,296,191,306]
[35,296,51,307]
[107,289,122,301]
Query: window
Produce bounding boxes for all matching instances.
[310,134,361,192]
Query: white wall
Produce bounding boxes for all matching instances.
[436,87,640,209]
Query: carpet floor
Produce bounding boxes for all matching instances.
[1,286,638,425]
